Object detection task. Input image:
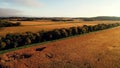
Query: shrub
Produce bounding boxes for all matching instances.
[15,22,21,26]
[51,29,61,39]
[6,33,13,40]
[65,28,72,36]
[25,38,31,45]
[77,27,83,34]
[33,32,41,43]
[83,25,90,33]
[81,27,87,34]
[0,42,6,49]
[0,21,21,27]
[87,26,94,32]
[42,31,53,41]
[59,28,68,38]
[13,42,18,48]
[38,31,45,42]
[92,25,99,31]
[70,27,78,35]
[5,39,11,45]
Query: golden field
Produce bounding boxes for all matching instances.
[0,20,120,36]
[0,25,120,68]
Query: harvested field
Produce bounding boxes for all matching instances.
[0,26,120,68]
[0,21,120,36]
[15,20,120,26]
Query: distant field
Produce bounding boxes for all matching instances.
[0,20,120,36]
[17,20,120,26]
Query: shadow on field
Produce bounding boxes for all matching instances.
[38,61,93,68]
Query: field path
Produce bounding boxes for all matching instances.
[0,27,120,68]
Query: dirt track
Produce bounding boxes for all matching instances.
[0,27,120,68]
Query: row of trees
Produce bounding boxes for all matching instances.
[0,21,21,27]
[0,23,120,50]
[82,16,120,21]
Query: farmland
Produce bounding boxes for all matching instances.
[0,20,119,36]
[1,0,120,68]
[0,24,120,68]
[0,19,120,68]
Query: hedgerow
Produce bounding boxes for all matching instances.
[0,21,21,28]
[0,23,120,50]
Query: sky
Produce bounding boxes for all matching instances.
[0,0,120,17]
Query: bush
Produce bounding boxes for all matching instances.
[25,38,31,45]
[59,28,68,38]
[42,31,53,41]
[70,27,78,35]
[33,32,42,43]
[51,29,61,39]
[83,25,90,33]
[13,42,18,48]
[0,42,6,49]
[81,27,87,34]
[0,21,21,28]
[65,28,72,36]
[15,22,21,26]
[87,26,94,32]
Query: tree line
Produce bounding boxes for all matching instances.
[80,16,120,21]
[0,23,120,50]
[0,21,21,27]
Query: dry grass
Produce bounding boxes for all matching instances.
[0,26,120,68]
[0,20,120,36]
